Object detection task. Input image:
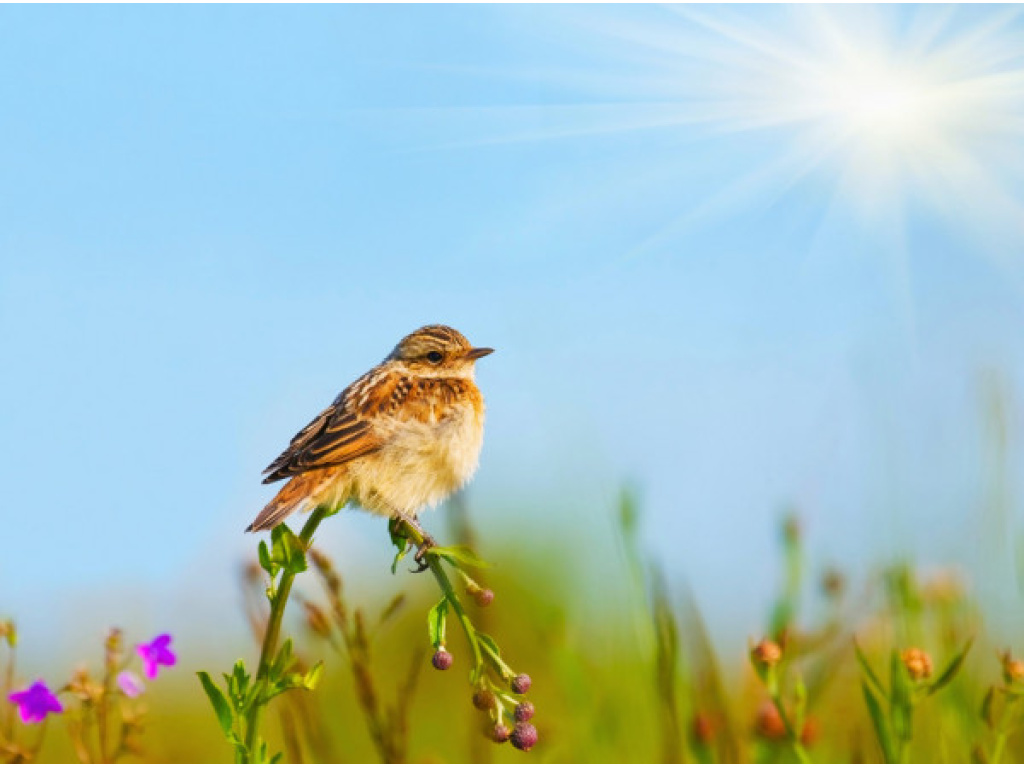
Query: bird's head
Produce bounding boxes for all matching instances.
[387,324,493,376]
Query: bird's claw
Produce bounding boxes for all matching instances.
[411,535,438,573]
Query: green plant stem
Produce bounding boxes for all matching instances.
[991,698,1019,763]
[243,507,328,760]
[771,692,811,764]
[394,519,484,676]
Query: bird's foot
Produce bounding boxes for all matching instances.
[412,533,438,573]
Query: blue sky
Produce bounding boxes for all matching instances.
[2,4,1023,651]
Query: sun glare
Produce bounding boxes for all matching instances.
[831,69,932,139]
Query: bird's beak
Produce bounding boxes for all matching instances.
[464,347,494,361]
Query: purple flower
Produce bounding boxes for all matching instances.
[117,671,144,698]
[137,634,176,680]
[8,680,63,724]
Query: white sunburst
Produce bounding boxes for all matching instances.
[396,5,1024,268]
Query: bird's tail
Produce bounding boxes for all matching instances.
[245,468,341,533]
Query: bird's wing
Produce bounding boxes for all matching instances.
[261,367,409,484]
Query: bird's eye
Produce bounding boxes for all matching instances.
[426,351,443,364]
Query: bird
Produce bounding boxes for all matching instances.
[246,325,493,553]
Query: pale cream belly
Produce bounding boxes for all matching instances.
[320,403,484,518]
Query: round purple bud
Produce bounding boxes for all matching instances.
[510,673,532,694]
[431,649,453,671]
[510,722,538,752]
[472,689,497,711]
[514,701,535,722]
[491,723,511,743]
[474,589,495,607]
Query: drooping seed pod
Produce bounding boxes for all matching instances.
[510,722,538,752]
[510,673,532,694]
[514,701,535,722]
[431,648,454,671]
[472,689,497,711]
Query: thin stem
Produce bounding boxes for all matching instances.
[243,507,328,761]
[393,519,484,677]
[771,692,811,764]
[991,697,1018,763]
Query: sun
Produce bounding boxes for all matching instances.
[829,68,935,140]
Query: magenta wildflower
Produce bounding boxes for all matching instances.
[8,680,63,724]
[117,670,144,698]
[137,633,176,679]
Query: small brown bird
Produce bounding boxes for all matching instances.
[246,325,493,539]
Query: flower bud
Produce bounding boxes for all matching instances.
[901,647,933,681]
[510,722,538,752]
[474,589,495,608]
[691,713,715,745]
[472,689,497,711]
[755,700,787,741]
[431,648,454,671]
[822,569,844,599]
[510,673,532,694]
[1001,651,1024,684]
[751,638,782,667]
[514,701,535,722]
[800,716,820,746]
[491,723,511,743]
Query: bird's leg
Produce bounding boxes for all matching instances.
[388,508,436,573]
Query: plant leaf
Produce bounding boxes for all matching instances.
[197,671,235,738]
[476,632,501,660]
[427,596,449,649]
[889,649,913,745]
[853,639,886,699]
[981,686,996,729]
[258,540,273,575]
[861,681,895,763]
[304,661,324,690]
[432,545,491,570]
[928,638,974,695]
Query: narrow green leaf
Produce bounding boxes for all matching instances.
[981,686,996,729]
[476,632,501,660]
[258,540,273,574]
[890,649,913,744]
[304,661,324,690]
[862,681,895,763]
[391,538,410,575]
[854,640,886,699]
[432,545,491,570]
[197,671,234,738]
[928,638,974,696]
[427,596,449,649]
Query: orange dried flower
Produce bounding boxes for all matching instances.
[752,638,783,667]
[1000,651,1024,684]
[901,647,933,681]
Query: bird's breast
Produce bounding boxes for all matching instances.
[353,381,485,515]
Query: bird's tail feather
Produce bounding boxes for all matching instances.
[245,469,340,533]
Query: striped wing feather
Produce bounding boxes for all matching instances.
[261,368,402,483]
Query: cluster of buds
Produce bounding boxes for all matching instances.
[472,676,538,752]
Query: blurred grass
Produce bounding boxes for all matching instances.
[16,486,1022,763]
